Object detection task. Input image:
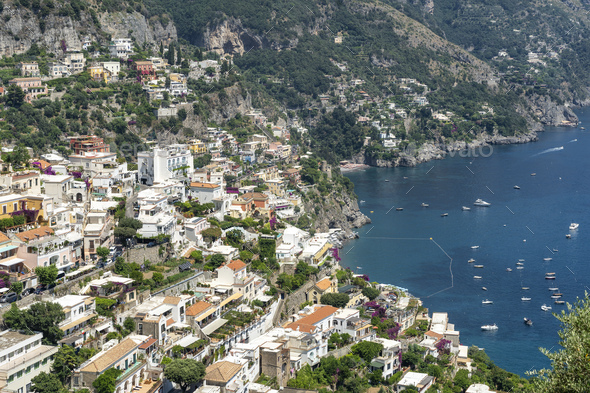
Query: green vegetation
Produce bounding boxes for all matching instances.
[3,301,65,345]
[320,293,350,308]
[163,359,206,392]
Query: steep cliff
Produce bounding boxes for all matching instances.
[0,6,175,57]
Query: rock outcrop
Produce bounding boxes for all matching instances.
[526,94,578,126]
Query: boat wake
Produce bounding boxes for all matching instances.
[533,146,564,156]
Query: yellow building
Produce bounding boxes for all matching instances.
[188,139,208,154]
[0,194,26,219]
[308,277,337,304]
[265,179,285,197]
[88,66,111,83]
[0,194,50,225]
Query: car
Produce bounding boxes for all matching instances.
[21,288,35,297]
[0,292,18,303]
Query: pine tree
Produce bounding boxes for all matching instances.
[159,42,164,57]
[176,46,182,65]
[167,43,175,66]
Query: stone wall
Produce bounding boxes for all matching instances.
[150,271,209,297]
[125,247,166,265]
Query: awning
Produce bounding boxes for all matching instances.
[201,318,228,336]
[219,293,243,308]
[60,313,97,331]
[0,258,25,267]
[65,265,95,278]
[0,245,18,253]
[174,335,201,348]
[370,360,385,368]
[195,307,216,322]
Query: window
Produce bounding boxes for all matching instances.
[13,203,18,211]
[128,291,134,300]
[2,205,6,214]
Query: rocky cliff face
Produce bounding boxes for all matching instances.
[525,94,578,126]
[198,18,263,55]
[303,188,371,238]
[0,7,175,57]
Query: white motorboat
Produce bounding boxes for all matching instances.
[516,266,524,270]
[421,203,429,207]
[569,223,579,230]
[555,300,565,304]
[566,234,571,239]
[544,258,553,261]
[468,258,475,263]
[518,259,525,262]
[474,276,482,279]
[522,287,530,290]
[482,287,487,291]
[481,323,498,330]
[482,299,493,304]
[471,245,480,249]
[524,317,533,325]
[514,185,520,189]
[516,262,524,265]
[541,304,552,311]
[551,295,562,299]
[553,248,558,252]
[506,268,512,272]
[531,173,536,176]
[462,206,471,211]
[396,207,403,211]
[549,287,559,291]
[474,265,484,268]
[441,213,449,217]
[385,179,389,182]
[521,297,531,301]
[474,199,491,207]
[360,200,365,204]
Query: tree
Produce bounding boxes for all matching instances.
[320,293,350,308]
[190,250,203,262]
[152,272,164,284]
[93,368,122,393]
[114,226,137,239]
[351,341,384,363]
[362,287,381,301]
[453,369,471,391]
[204,254,225,270]
[52,345,81,383]
[31,372,64,393]
[123,317,135,332]
[534,294,590,391]
[96,246,110,261]
[3,303,25,330]
[35,265,58,286]
[6,84,26,108]
[167,43,175,66]
[10,281,23,298]
[25,301,66,345]
[119,217,143,229]
[7,145,31,168]
[164,359,206,392]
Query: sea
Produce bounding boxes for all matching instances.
[340,107,590,376]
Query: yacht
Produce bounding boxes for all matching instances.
[441,213,449,217]
[531,173,536,176]
[506,268,513,272]
[524,317,533,326]
[549,287,559,291]
[522,287,530,290]
[482,287,487,291]
[482,299,493,304]
[474,265,484,268]
[462,206,471,211]
[474,199,491,207]
[421,203,429,207]
[544,258,553,261]
[396,207,403,211]
[518,259,525,262]
[514,185,520,189]
[481,323,498,330]
[545,275,556,280]
[521,297,531,301]
[541,304,552,311]
[551,295,563,299]
[474,276,482,279]
[385,179,389,182]
[471,245,480,249]
[360,200,365,204]
[546,272,556,276]
[468,258,476,263]
[516,266,524,270]
[516,262,524,265]
[569,223,579,230]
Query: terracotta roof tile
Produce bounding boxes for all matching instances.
[138,337,158,350]
[15,226,54,242]
[163,296,182,305]
[286,305,338,329]
[225,260,246,271]
[80,338,138,373]
[190,182,220,189]
[205,361,242,384]
[315,278,332,291]
[0,232,9,243]
[186,301,213,316]
[425,330,443,340]
[286,322,318,333]
[166,318,174,327]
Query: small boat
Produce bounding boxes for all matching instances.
[403,177,408,179]
[569,223,579,230]
[552,293,563,296]
[396,207,403,211]
[581,127,586,130]
[474,265,484,268]
[357,266,362,270]
[519,259,525,262]
[521,297,531,301]
[474,276,482,279]
[506,268,513,272]
[541,304,552,311]
[441,213,448,217]
[421,203,429,207]
[482,287,487,291]
[462,206,471,211]
[544,258,553,261]
[385,179,389,182]
[481,323,498,330]
[555,300,565,304]
[551,295,562,299]
[545,276,556,280]
[514,185,520,189]
[474,199,491,207]
[482,299,493,304]
[546,272,556,276]
[360,200,365,203]
[553,248,558,252]
[516,266,524,270]
[566,234,571,239]
[471,246,480,249]
[516,262,524,266]
[468,258,476,263]
[549,287,559,291]
[524,317,533,326]
[531,173,536,176]
[522,287,530,290]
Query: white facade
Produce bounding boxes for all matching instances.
[109,38,133,58]
[138,145,193,186]
[101,61,121,77]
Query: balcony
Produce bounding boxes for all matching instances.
[116,361,145,383]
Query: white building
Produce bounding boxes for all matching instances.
[101,62,121,78]
[396,371,435,392]
[189,182,223,204]
[54,295,97,337]
[136,203,175,238]
[0,330,59,393]
[109,38,134,58]
[138,145,193,186]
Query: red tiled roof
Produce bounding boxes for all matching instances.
[15,226,53,242]
[315,278,332,291]
[286,305,339,330]
[190,182,220,189]
[0,232,9,243]
[225,260,246,271]
[138,337,158,349]
[186,301,213,316]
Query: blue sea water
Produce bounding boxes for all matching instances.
[341,108,590,376]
